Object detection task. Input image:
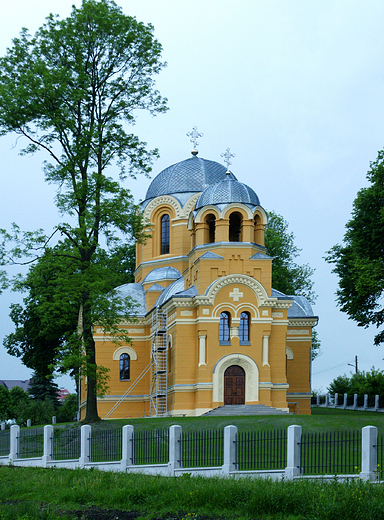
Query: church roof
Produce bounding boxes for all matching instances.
[271,289,314,318]
[195,177,260,210]
[155,277,197,307]
[114,283,147,316]
[143,156,237,205]
[143,266,181,283]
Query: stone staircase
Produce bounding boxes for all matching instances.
[202,404,291,416]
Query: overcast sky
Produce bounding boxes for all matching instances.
[1,0,384,394]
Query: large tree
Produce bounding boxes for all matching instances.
[0,0,167,421]
[265,211,316,303]
[265,210,320,359]
[326,149,384,346]
[3,239,139,389]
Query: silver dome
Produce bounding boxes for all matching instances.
[143,156,237,204]
[195,178,260,210]
[143,266,181,283]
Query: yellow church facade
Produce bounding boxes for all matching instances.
[81,148,317,418]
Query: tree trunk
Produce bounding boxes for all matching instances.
[82,292,100,423]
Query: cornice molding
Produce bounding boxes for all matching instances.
[288,318,318,327]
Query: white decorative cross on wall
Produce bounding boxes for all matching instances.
[229,288,243,302]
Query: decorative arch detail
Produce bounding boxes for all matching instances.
[113,346,138,361]
[286,347,294,360]
[212,353,259,402]
[194,205,223,224]
[253,206,268,225]
[143,195,182,220]
[205,274,269,307]
[183,193,201,217]
[222,203,253,220]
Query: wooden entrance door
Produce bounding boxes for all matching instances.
[224,365,245,405]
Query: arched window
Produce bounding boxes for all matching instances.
[219,312,231,344]
[239,312,250,344]
[160,214,170,254]
[205,213,216,243]
[229,212,242,242]
[120,353,130,380]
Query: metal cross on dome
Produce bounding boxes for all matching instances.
[187,126,203,151]
[221,147,235,171]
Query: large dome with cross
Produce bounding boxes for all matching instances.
[142,154,237,207]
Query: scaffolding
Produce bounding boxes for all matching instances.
[150,308,168,417]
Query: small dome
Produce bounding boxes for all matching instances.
[143,266,181,283]
[195,178,260,210]
[113,283,147,316]
[143,156,237,204]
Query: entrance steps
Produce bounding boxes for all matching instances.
[202,404,291,416]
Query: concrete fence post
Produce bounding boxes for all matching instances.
[353,393,358,410]
[79,424,91,467]
[375,395,379,411]
[121,425,134,471]
[325,394,329,407]
[26,419,31,428]
[316,395,320,406]
[0,422,5,431]
[364,394,368,410]
[52,416,56,425]
[359,425,378,481]
[334,393,338,407]
[222,425,238,475]
[343,393,347,409]
[9,424,20,462]
[285,425,302,479]
[42,425,54,467]
[168,425,182,476]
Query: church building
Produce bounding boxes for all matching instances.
[81,134,318,418]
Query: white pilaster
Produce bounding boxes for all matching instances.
[262,335,269,366]
[198,335,206,367]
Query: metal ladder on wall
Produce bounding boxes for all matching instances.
[150,308,168,417]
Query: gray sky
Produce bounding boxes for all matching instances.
[1,0,384,393]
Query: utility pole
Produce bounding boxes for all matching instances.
[348,356,358,373]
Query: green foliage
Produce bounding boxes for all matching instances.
[326,149,384,345]
[15,398,56,426]
[265,211,316,303]
[0,0,167,421]
[328,368,384,396]
[265,210,320,358]
[28,373,60,408]
[56,394,78,423]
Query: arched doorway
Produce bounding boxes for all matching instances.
[224,365,245,405]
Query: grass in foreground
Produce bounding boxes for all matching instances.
[0,465,384,520]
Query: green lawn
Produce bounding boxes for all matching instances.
[99,406,384,435]
[0,465,384,520]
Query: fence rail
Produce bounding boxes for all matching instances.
[237,429,287,471]
[301,430,361,475]
[19,428,44,458]
[182,430,224,467]
[91,428,122,462]
[134,429,169,465]
[0,423,381,481]
[0,430,10,457]
[53,426,81,460]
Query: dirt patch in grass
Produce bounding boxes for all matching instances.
[64,508,223,520]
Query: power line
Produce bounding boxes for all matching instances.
[312,362,352,376]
